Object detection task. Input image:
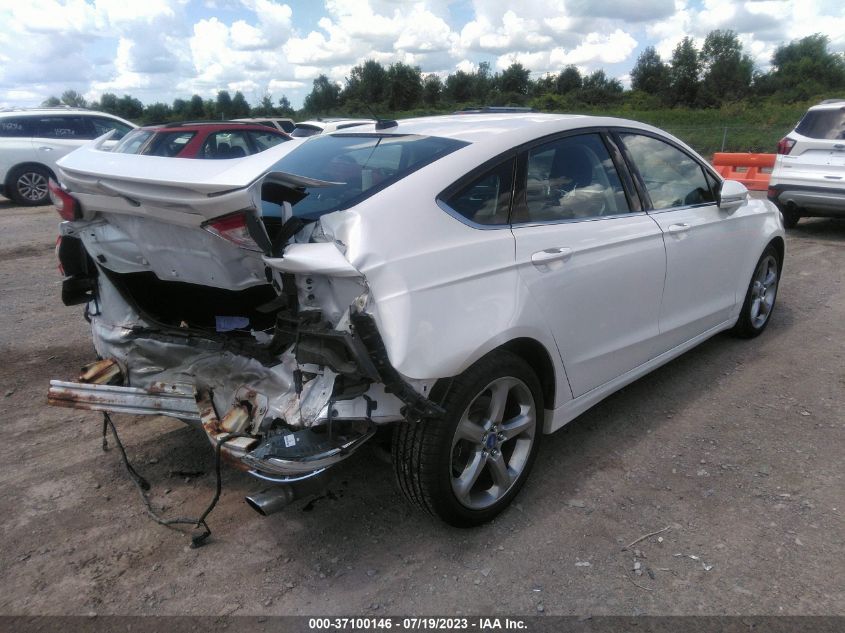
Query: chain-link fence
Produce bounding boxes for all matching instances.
[660,125,788,157]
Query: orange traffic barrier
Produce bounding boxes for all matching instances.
[711,153,776,191]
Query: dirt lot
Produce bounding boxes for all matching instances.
[0,197,843,617]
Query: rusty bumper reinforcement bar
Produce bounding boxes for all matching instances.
[47,380,201,423]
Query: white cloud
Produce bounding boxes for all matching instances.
[1,0,844,109]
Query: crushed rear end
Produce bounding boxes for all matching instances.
[47,135,444,509]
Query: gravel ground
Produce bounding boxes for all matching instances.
[0,196,843,616]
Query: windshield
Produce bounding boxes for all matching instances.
[264,134,468,220]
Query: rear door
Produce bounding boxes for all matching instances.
[616,130,744,350]
[31,115,92,167]
[0,117,38,175]
[511,131,666,397]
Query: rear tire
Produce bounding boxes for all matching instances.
[8,165,51,206]
[392,350,544,527]
[731,244,781,338]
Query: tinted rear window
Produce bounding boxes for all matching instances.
[268,134,467,220]
[0,117,32,137]
[796,108,845,140]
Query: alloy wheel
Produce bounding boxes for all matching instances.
[749,254,778,329]
[450,376,537,510]
[17,171,49,203]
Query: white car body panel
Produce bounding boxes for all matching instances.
[512,214,665,397]
[50,113,785,495]
[649,202,745,349]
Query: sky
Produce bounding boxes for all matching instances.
[1,0,844,110]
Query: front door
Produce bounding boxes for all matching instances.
[617,132,744,350]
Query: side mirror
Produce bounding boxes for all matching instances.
[718,179,748,212]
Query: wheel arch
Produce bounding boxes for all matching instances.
[768,236,785,271]
[4,161,56,189]
[497,337,557,411]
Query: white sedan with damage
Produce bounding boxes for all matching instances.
[48,113,784,527]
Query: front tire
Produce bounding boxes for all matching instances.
[732,244,781,338]
[781,206,800,229]
[392,350,543,527]
[8,165,51,206]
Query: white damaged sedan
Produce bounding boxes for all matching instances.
[48,113,784,527]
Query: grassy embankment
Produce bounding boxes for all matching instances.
[379,99,813,157]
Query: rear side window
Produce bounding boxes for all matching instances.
[32,116,90,139]
[270,134,467,220]
[620,133,715,210]
[795,108,845,140]
[517,133,630,223]
[0,117,32,137]
[145,131,195,157]
[90,117,133,140]
[441,159,514,226]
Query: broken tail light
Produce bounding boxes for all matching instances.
[48,179,81,221]
[202,212,263,252]
[777,137,796,155]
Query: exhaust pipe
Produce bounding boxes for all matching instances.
[245,471,330,516]
[245,487,298,516]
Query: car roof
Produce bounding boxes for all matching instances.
[233,117,293,122]
[295,118,373,128]
[809,99,845,110]
[137,121,287,132]
[332,113,665,153]
[0,107,124,118]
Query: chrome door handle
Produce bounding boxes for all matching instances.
[531,247,572,267]
[667,223,690,234]
[38,146,53,151]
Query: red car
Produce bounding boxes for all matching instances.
[112,121,290,158]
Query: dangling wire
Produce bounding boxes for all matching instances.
[101,411,251,548]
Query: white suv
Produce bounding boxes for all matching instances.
[0,107,135,206]
[768,99,845,227]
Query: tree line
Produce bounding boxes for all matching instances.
[41,32,845,124]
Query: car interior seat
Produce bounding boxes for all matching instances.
[216,142,231,158]
[548,145,594,194]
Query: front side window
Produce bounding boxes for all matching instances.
[270,133,467,220]
[620,133,715,210]
[441,159,514,226]
[200,131,252,159]
[248,130,287,152]
[515,133,630,223]
[91,117,133,140]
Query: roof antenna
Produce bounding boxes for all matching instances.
[364,102,397,131]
